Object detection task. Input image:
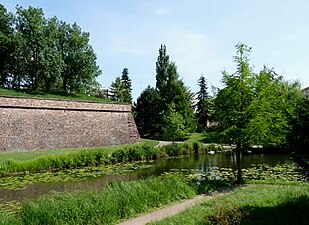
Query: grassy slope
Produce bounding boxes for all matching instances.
[0,139,158,165]
[0,88,111,102]
[149,183,309,225]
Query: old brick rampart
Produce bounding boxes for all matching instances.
[0,96,140,152]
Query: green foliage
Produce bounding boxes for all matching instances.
[135,44,196,137]
[162,103,187,142]
[0,142,207,175]
[18,175,196,225]
[111,68,133,103]
[0,210,21,225]
[111,76,124,102]
[213,43,307,183]
[196,75,211,131]
[0,4,101,95]
[0,4,14,87]
[134,85,162,136]
[121,67,132,103]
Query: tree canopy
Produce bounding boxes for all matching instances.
[213,43,308,183]
[0,4,101,95]
[134,44,196,138]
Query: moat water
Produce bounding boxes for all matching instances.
[0,152,292,204]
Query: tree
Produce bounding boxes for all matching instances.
[0,4,13,87]
[162,103,186,143]
[111,77,124,102]
[14,5,46,90]
[196,75,211,131]
[134,44,196,137]
[121,68,132,103]
[58,22,101,94]
[134,86,161,136]
[155,44,196,132]
[1,5,101,94]
[156,44,170,95]
[214,43,254,183]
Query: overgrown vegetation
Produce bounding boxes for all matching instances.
[0,174,197,225]
[0,142,222,176]
[149,183,309,225]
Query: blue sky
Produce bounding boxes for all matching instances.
[2,0,309,100]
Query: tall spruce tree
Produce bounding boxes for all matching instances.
[155,44,196,132]
[196,75,210,131]
[121,67,132,103]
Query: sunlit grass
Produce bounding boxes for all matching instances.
[15,175,196,225]
[149,183,309,225]
[0,88,113,103]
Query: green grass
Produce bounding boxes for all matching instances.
[0,88,112,103]
[0,146,119,165]
[0,141,188,175]
[7,174,196,225]
[0,139,158,165]
[149,183,309,225]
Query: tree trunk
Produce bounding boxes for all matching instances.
[236,141,242,184]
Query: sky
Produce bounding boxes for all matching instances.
[2,0,309,100]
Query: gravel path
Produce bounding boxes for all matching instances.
[117,186,238,225]
[155,141,183,148]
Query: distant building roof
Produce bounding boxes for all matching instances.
[302,87,309,96]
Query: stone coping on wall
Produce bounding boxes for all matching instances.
[0,95,131,112]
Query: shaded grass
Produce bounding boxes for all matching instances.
[16,175,196,225]
[148,183,309,225]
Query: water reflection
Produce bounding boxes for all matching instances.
[0,152,292,204]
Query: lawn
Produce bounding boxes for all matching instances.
[149,182,309,225]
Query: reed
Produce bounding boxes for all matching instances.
[0,143,205,175]
[19,175,196,225]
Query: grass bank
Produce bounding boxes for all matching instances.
[0,88,111,102]
[0,139,159,165]
[149,182,309,225]
[0,174,198,225]
[0,142,217,176]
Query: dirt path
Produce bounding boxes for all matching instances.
[117,186,238,225]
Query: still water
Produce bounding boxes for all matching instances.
[0,152,292,204]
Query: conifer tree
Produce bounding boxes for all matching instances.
[121,67,132,104]
[196,75,210,131]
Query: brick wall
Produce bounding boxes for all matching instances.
[0,96,140,152]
